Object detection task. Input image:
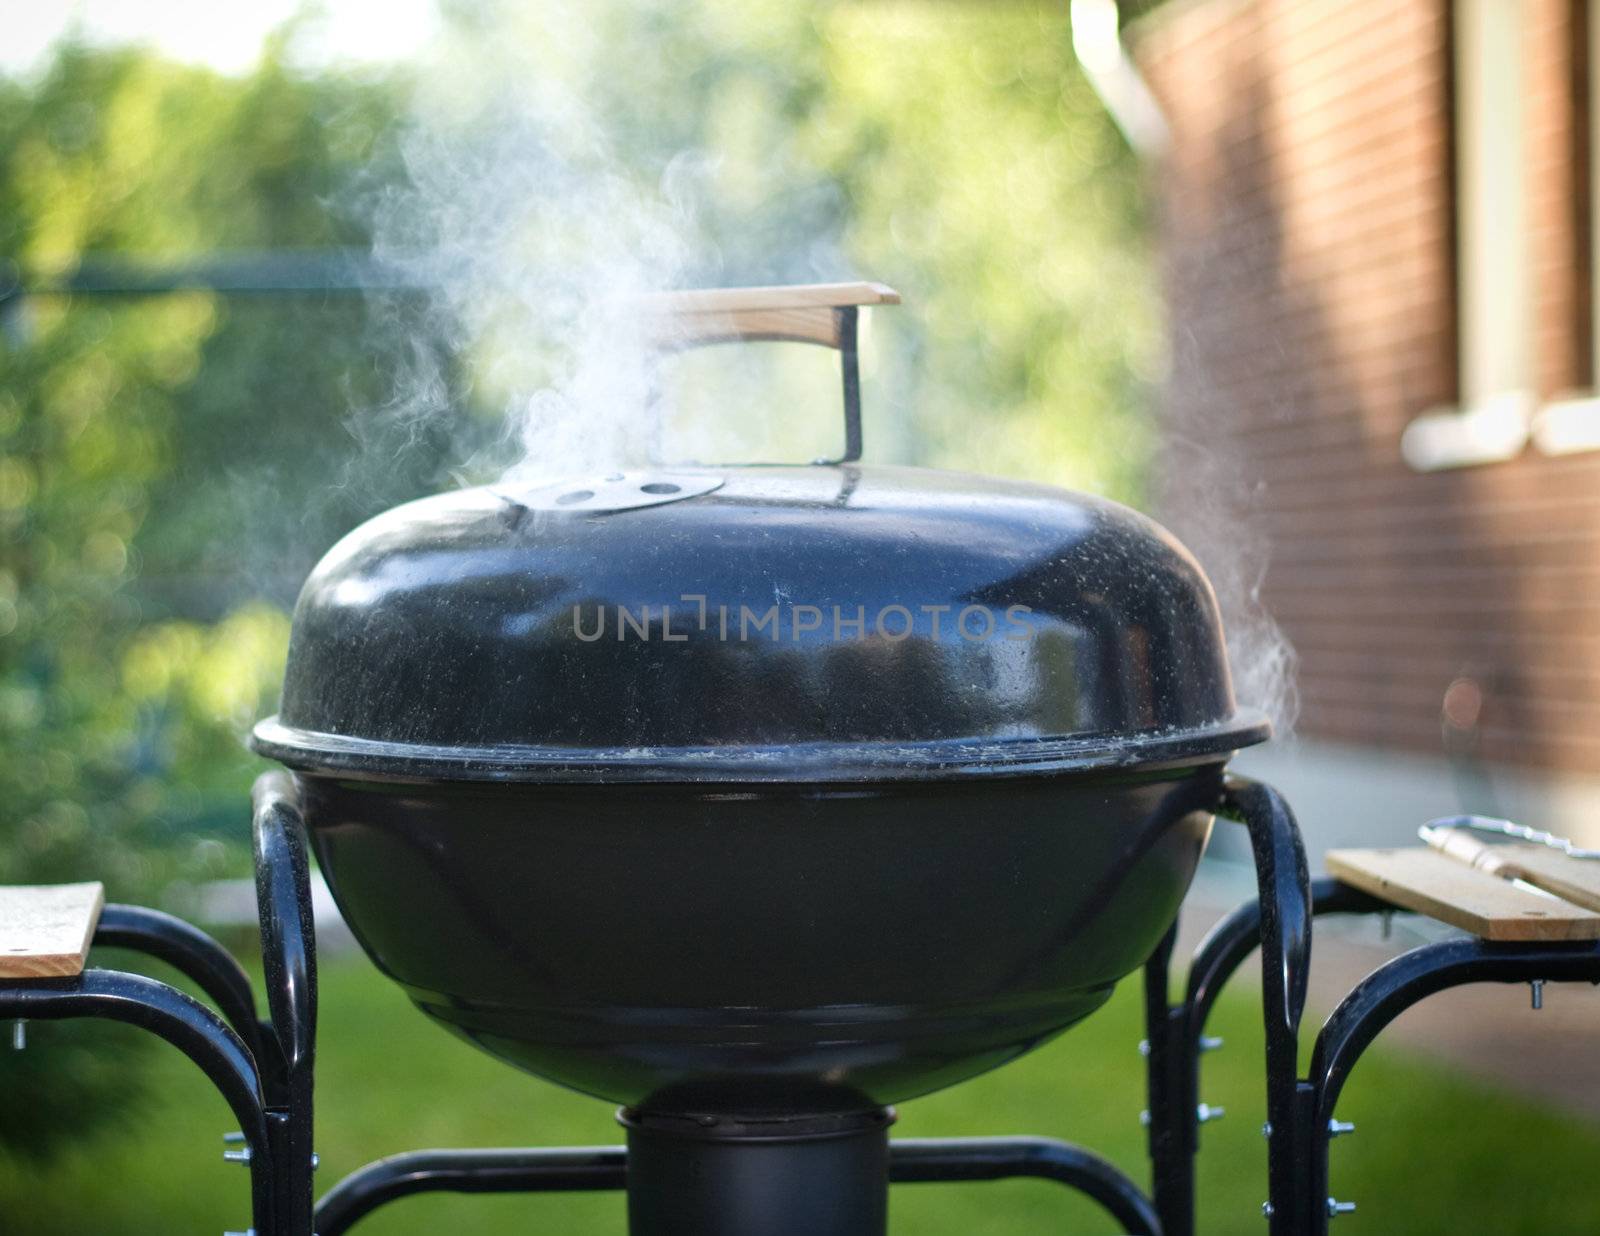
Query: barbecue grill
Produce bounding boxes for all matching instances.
[247,283,1269,1235]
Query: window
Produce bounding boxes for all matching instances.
[1402,0,1535,471]
[1530,0,1600,455]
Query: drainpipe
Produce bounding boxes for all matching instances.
[1069,0,1170,158]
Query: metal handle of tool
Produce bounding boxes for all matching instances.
[639,281,900,464]
[1420,815,1600,861]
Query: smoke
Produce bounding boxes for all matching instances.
[359,24,690,485]
[1156,348,1300,738]
[346,1,851,489]
[1210,500,1300,738]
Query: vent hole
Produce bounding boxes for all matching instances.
[640,482,681,495]
[556,490,594,506]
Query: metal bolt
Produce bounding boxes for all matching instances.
[222,1131,246,1145]
[1328,1118,1356,1137]
[11,1020,24,1051]
[223,1230,255,1236]
[223,1147,252,1165]
[1327,1198,1356,1218]
[1197,1103,1225,1123]
[1139,1110,1151,1127]
[1137,1039,1150,1057]
[1261,1201,1274,1218]
[1531,980,1545,1010]
[310,1153,320,1172]
[1261,1121,1273,1140]
[1381,910,1394,940]
[1199,1035,1224,1052]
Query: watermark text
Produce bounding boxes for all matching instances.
[573,595,1036,643]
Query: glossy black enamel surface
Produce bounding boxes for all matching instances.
[254,462,1266,1120]
[295,764,1220,1114]
[253,464,1266,782]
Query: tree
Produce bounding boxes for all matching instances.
[0,42,444,1155]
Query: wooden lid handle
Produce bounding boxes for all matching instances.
[636,281,899,464]
[639,281,900,350]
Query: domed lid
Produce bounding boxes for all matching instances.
[252,462,1266,783]
[252,282,1266,783]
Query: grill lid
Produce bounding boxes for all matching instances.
[252,463,1267,782]
[251,282,1267,783]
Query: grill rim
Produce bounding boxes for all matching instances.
[249,709,1270,784]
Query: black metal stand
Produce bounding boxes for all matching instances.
[0,773,318,1236]
[1143,775,1600,1234]
[19,767,1581,1235]
[1143,774,1318,1236]
[312,1134,1163,1236]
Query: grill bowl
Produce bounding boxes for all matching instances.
[290,762,1220,1114]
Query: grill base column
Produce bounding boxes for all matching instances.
[621,1107,893,1236]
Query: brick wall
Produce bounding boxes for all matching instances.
[1134,0,1600,773]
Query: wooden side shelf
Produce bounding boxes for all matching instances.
[1326,847,1600,941]
[0,882,106,978]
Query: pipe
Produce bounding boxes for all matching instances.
[1069,0,1170,158]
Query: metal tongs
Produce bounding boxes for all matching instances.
[1419,815,1600,911]
[1419,815,1600,861]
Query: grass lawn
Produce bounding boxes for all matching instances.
[4,950,1600,1234]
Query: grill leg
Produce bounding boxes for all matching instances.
[252,773,318,1236]
[1143,925,1194,1236]
[0,971,275,1233]
[1305,936,1600,1235]
[1142,776,1315,1235]
[1217,775,1314,1236]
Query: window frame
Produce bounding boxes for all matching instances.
[1530,0,1600,456]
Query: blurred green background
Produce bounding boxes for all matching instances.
[1,2,1594,1232]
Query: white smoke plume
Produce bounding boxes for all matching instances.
[363,25,692,483]
[1157,363,1300,736]
[348,2,853,488]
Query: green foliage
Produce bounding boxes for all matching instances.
[0,44,443,1157]
[817,2,1158,498]
[2,44,393,889]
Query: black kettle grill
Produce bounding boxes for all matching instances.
[249,283,1268,1235]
